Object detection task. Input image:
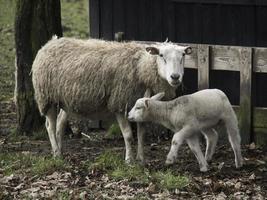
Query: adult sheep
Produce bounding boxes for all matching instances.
[32,36,192,163]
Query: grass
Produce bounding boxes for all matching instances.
[105,123,122,139]
[0,152,67,176]
[153,170,189,190]
[89,151,189,190]
[57,191,72,200]
[61,0,89,39]
[31,129,49,140]
[0,0,16,101]
[6,127,48,142]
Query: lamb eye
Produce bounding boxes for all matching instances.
[159,54,163,57]
[136,107,142,110]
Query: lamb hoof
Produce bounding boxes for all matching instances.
[236,161,244,169]
[136,157,146,166]
[53,150,62,158]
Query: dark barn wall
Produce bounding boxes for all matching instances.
[89,0,267,107]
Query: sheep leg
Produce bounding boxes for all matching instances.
[56,109,68,155]
[224,118,244,168]
[186,135,208,172]
[165,126,193,165]
[136,123,145,164]
[202,128,218,162]
[45,107,60,157]
[116,114,134,163]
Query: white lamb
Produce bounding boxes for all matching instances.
[128,89,244,172]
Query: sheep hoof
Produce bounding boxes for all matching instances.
[165,159,174,166]
[200,166,208,172]
[125,157,134,165]
[205,156,212,162]
[136,157,146,166]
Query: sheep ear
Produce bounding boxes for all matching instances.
[184,46,192,55]
[164,38,169,43]
[146,47,159,55]
[151,92,165,100]
[144,89,151,98]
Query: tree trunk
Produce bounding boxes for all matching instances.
[15,0,62,135]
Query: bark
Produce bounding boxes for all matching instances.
[15,0,62,135]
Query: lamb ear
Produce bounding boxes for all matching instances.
[144,99,149,108]
[151,92,165,100]
[144,89,151,98]
[146,47,159,55]
[184,46,192,55]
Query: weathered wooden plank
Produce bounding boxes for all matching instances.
[197,44,210,90]
[239,47,252,144]
[113,0,125,38]
[133,41,267,74]
[89,0,100,38]
[210,46,240,71]
[162,0,175,41]
[125,0,139,40]
[100,0,113,40]
[253,128,267,146]
[171,0,267,6]
[233,106,267,129]
[253,107,267,128]
[234,106,267,146]
[254,48,267,73]
[114,32,124,42]
[184,45,198,69]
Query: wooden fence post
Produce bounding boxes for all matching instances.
[115,32,124,42]
[197,44,210,90]
[89,0,100,38]
[239,47,253,144]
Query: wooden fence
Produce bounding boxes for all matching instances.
[115,33,267,145]
[174,43,267,145]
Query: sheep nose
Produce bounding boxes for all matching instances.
[171,74,180,81]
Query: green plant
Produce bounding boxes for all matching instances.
[106,123,122,139]
[32,129,49,140]
[152,170,189,190]
[111,164,149,183]
[57,191,72,200]
[89,152,190,190]
[90,151,124,172]
[90,151,149,184]
[32,156,66,176]
[0,153,66,176]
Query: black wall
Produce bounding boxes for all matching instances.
[89,0,267,106]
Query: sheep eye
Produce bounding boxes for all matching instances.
[159,54,167,63]
[136,106,142,110]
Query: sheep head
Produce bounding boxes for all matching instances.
[146,43,192,88]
